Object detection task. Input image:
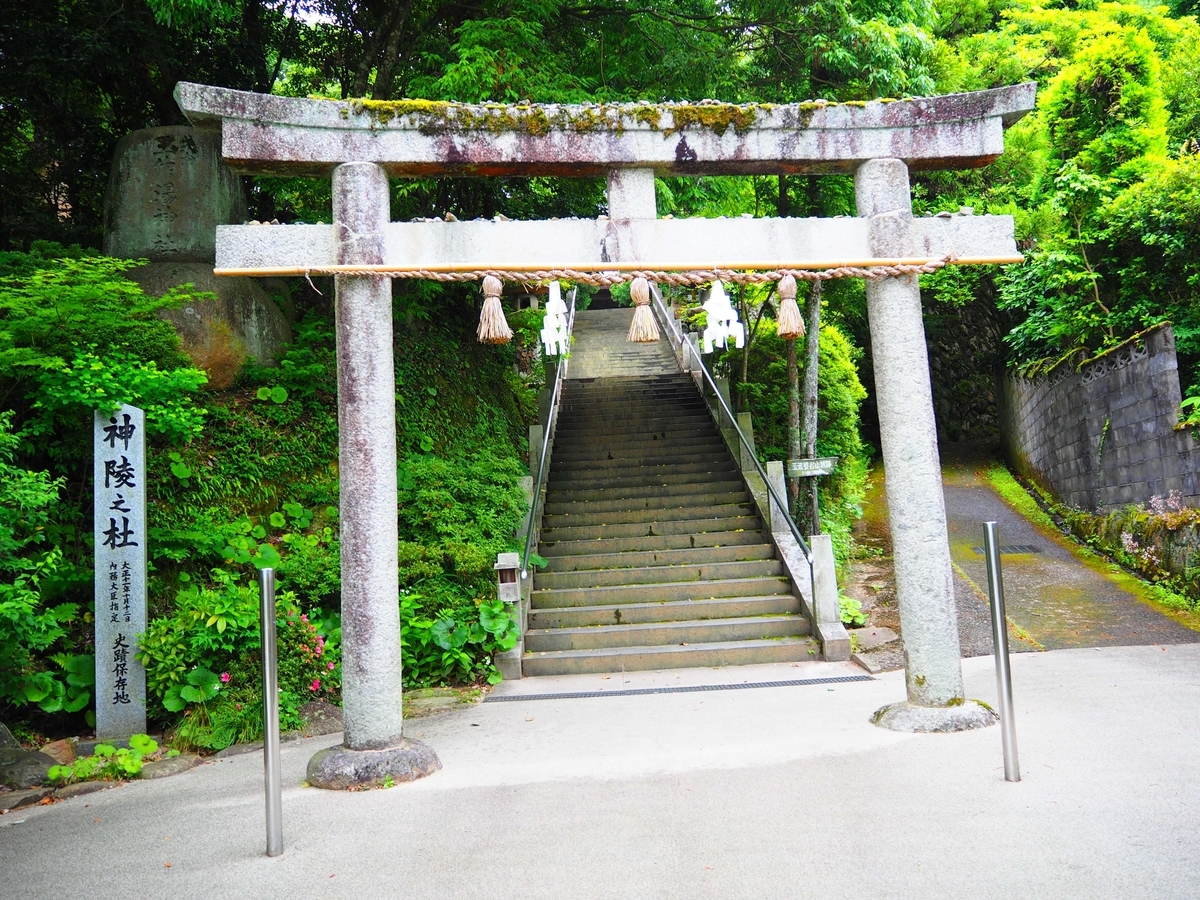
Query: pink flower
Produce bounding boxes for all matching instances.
[300,614,308,623]
[220,672,231,683]
[327,662,335,671]
[310,678,321,691]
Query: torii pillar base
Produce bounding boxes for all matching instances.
[871,701,998,734]
[307,739,441,790]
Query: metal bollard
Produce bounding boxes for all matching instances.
[259,567,284,855]
[982,523,1021,783]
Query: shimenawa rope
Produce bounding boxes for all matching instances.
[452,257,953,344]
[302,255,953,288]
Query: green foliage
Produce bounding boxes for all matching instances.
[47,734,159,784]
[0,410,88,715]
[398,452,526,549]
[840,595,868,626]
[927,0,1200,379]
[31,351,207,444]
[137,572,340,749]
[1041,26,1167,184]
[0,250,194,373]
[401,587,519,686]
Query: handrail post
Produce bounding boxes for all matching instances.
[258,567,283,857]
[983,522,1021,782]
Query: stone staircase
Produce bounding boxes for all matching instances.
[522,308,816,676]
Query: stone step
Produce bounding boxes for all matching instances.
[535,558,785,590]
[539,515,762,542]
[527,593,800,628]
[531,575,793,608]
[550,449,731,472]
[560,396,706,412]
[566,374,692,386]
[552,427,710,448]
[546,478,748,504]
[560,388,702,402]
[543,489,750,515]
[551,438,726,462]
[521,637,820,676]
[541,542,776,572]
[540,529,771,557]
[553,437,718,456]
[563,381,697,394]
[548,464,741,491]
[558,408,709,425]
[549,444,720,465]
[524,614,809,651]
[543,502,756,528]
[556,400,705,417]
[565,375,692,386]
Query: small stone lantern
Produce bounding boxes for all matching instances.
[494,552,520,605]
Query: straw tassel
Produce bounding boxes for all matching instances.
[476,274,513,344]
[627,277,660,343]
[776,274,805,340]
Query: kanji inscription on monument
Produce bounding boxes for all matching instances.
[94,404,148,738]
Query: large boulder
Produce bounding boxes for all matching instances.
[0,748,56,789]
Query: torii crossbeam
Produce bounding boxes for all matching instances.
[176,82,1036,785]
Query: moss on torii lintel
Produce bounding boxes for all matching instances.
[341,97,877,137]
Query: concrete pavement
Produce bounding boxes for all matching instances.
[3,645,1199,898]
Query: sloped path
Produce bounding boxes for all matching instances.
[943,458,1198,649]
[847,445,1198,670]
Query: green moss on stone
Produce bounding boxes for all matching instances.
[665,103,760,137]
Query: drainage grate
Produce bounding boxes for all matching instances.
[482,674,874,702]
[970,544,1041,555]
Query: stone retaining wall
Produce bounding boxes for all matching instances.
[997,324,1200,511]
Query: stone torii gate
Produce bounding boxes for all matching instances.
[177,81,1035,786]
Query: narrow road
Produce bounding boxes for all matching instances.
[847,444,1199,671]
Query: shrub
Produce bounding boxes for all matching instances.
[137,571,340,750]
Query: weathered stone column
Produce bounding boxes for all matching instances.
[307,162,441,787]
[856,159,995,732]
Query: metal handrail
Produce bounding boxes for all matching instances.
[649,285,814,566]
[520,288,577,580]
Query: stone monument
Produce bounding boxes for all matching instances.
[103,126,291,385]
[93,405,148,739]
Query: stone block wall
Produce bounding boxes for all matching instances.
[997,324,1200,511]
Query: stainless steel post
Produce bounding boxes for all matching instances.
[982,523,1021,782]
[259,567,284,855]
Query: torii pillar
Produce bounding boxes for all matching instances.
[304,162,442,787]
[176,82,1036,769]
[856,159,993,730]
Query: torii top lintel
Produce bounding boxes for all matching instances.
[174,82,1036,179]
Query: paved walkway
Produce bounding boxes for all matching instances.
[848,446,1198,669]
[4,646,1200,898]
[942,459,1198,649]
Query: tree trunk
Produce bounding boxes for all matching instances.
[371,0,416,99]
[801,280,821,534]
